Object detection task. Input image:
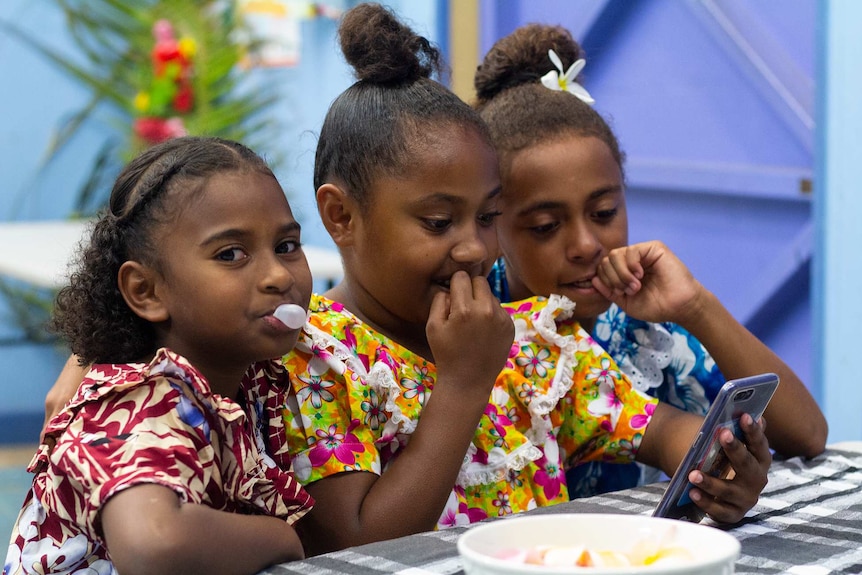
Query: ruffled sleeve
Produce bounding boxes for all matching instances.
[39,352,219,541]
[281,297,387,485]
[238,359,314,523]
[499,296,658,469]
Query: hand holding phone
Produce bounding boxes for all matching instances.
[653,373,779,522]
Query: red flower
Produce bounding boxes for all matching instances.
[134,117,187,145]
[173,84,194,113]
[153,42,187,76]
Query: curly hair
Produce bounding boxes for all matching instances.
[474,23,624,177]
[313,2,493,210]
[51,136,274,365]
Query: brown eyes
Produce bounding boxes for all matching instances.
[216,248,246,262]
[478,210,502,226]
[276,240,301,254]
[594,208,618,221]
[216,240,300,262]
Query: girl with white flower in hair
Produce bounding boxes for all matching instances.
[474,23,827,499]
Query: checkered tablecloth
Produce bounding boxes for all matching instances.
[261,444,862,575]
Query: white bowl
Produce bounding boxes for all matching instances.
[457,513,740,575]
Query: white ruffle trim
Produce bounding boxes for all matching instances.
[302,323,419,436]
[456,442,543,487]
[303,323,364,370]
[369,361,417,435]
[520,294,584,446]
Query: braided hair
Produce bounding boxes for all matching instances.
[51,136,274,365]
[313,2,493,210]
[474,23,624,176]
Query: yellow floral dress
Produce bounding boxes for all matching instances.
[282,294,657,528]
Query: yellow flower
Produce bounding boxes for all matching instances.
[178,37,197,59]
[133,92,151,112]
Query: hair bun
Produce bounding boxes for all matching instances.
[339,2,442,84]
[475,23,583,104]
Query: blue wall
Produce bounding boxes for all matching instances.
[1,0,857,443]
[480,0,862,443]
[0,0,443,443]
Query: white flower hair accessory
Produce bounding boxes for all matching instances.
[540,49,595,105]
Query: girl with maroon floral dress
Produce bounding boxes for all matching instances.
[4,136,313,575]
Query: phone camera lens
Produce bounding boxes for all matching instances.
[734,389,754,401]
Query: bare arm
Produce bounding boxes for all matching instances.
[637,402,771,524]
[300,379,494,554]
[675,289,826,457]
[595,241,827,457]
[42,355,89,442]
[102,483,303,575]
[635,402,705,477]
[299,272,514,555]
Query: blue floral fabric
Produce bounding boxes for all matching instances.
[488,259,726,497]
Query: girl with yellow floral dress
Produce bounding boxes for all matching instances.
[281,2,771,557]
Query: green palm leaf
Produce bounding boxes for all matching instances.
[5,0,285,341]
[8,0,282,212]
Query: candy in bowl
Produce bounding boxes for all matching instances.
[457,513,739,575]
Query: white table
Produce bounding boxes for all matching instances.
[0,220,343,289]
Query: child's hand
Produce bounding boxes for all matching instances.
[685,414,771,524]
[426,270,514,397]
[591,240,706,325]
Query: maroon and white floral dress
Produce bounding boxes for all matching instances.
[4,348,312,575]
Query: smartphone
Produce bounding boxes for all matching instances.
[652,372,779,522]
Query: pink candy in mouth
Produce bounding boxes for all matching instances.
[273,304,307,329]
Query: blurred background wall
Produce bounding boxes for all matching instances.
[1,0,859,444]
